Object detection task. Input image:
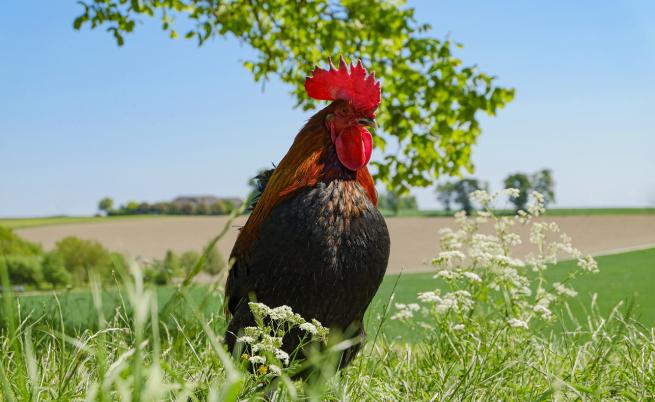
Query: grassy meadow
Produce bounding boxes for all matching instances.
[3,246,655,400]
[0,215,172,229]
[13,247,655,340]
[2,204,655,400]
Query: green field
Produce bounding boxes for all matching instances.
[370,247,655,339]
[380,207,655,217]
[14,247,655,339]
[0,214,175,229]
[3,207,655,229]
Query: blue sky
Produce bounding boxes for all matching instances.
[1,1,654,217]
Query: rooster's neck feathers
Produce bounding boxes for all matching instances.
[232,105,377,258]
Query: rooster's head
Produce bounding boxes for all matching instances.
[304,56,381,171]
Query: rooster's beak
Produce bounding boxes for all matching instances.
[357,118,377,129]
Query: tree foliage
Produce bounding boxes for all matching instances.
[42,251,72,288]
[503,169,556,210]
[54,236,115,284]
[72,0,514,193]
[531,169,556,207]
[378,192,418,215]
[98,197,114,214]
[435,178,485,214]
[503,173,531,211]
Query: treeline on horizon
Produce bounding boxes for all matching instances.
[98,197,241,216]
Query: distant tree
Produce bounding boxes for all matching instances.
[379,193,400,215]
[504,173,531,211]
[42,251,71,288]
[452,179,486,214]
[98,197,114,215]
[180,203,196,215]
[151,202,169,215]
[399,195,418,211]
[379,192,418,215]
[436,179,485,214]
[222,200,237,214]
[531,169,556,207]
[209,201,227,215]
[124,201,139,215]
[196,203,210,215]
[168,203,181,215]
[435,182,457,212]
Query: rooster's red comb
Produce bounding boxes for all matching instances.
[304,56,381,116]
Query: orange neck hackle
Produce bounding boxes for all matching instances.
[231,104,377,259]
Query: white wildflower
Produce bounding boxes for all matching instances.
[310,319,330,339]
[435,269,459,280]
[435,291,473,314]
[236,336,255,344]
[470,189,493,205]
[392,303,420,320]
[528,191,546,216]
[463,272,481,282]
[418,291,441,303]
[533,304,553,321]
[268,364,282,376]
[299,322,318,335]
[269,305,304,324]
[508,318,529,329]
[577,255,599,273]
[274,349,290,366]
[248,302,272,320]
[432,250,466,269]
[503,188,520,198]
[451,324,466,331]
[553,282,577,297]
[248,355,266,365]
[504,232,522,246]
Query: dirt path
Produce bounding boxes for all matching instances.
[17,215,655,274]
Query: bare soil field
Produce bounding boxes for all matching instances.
[17,215,655,274]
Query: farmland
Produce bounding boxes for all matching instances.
[14,214,655,274]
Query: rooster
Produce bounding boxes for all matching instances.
[224,57,390,368]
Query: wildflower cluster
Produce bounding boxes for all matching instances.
[393,189,599,332]
[236,302,329,378]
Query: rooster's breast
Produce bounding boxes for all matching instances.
[237,179,390,327]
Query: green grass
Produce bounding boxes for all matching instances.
[380,207,655,217]
[4,248,655,399]
[14,248,655,341]
[0,214,174,229]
